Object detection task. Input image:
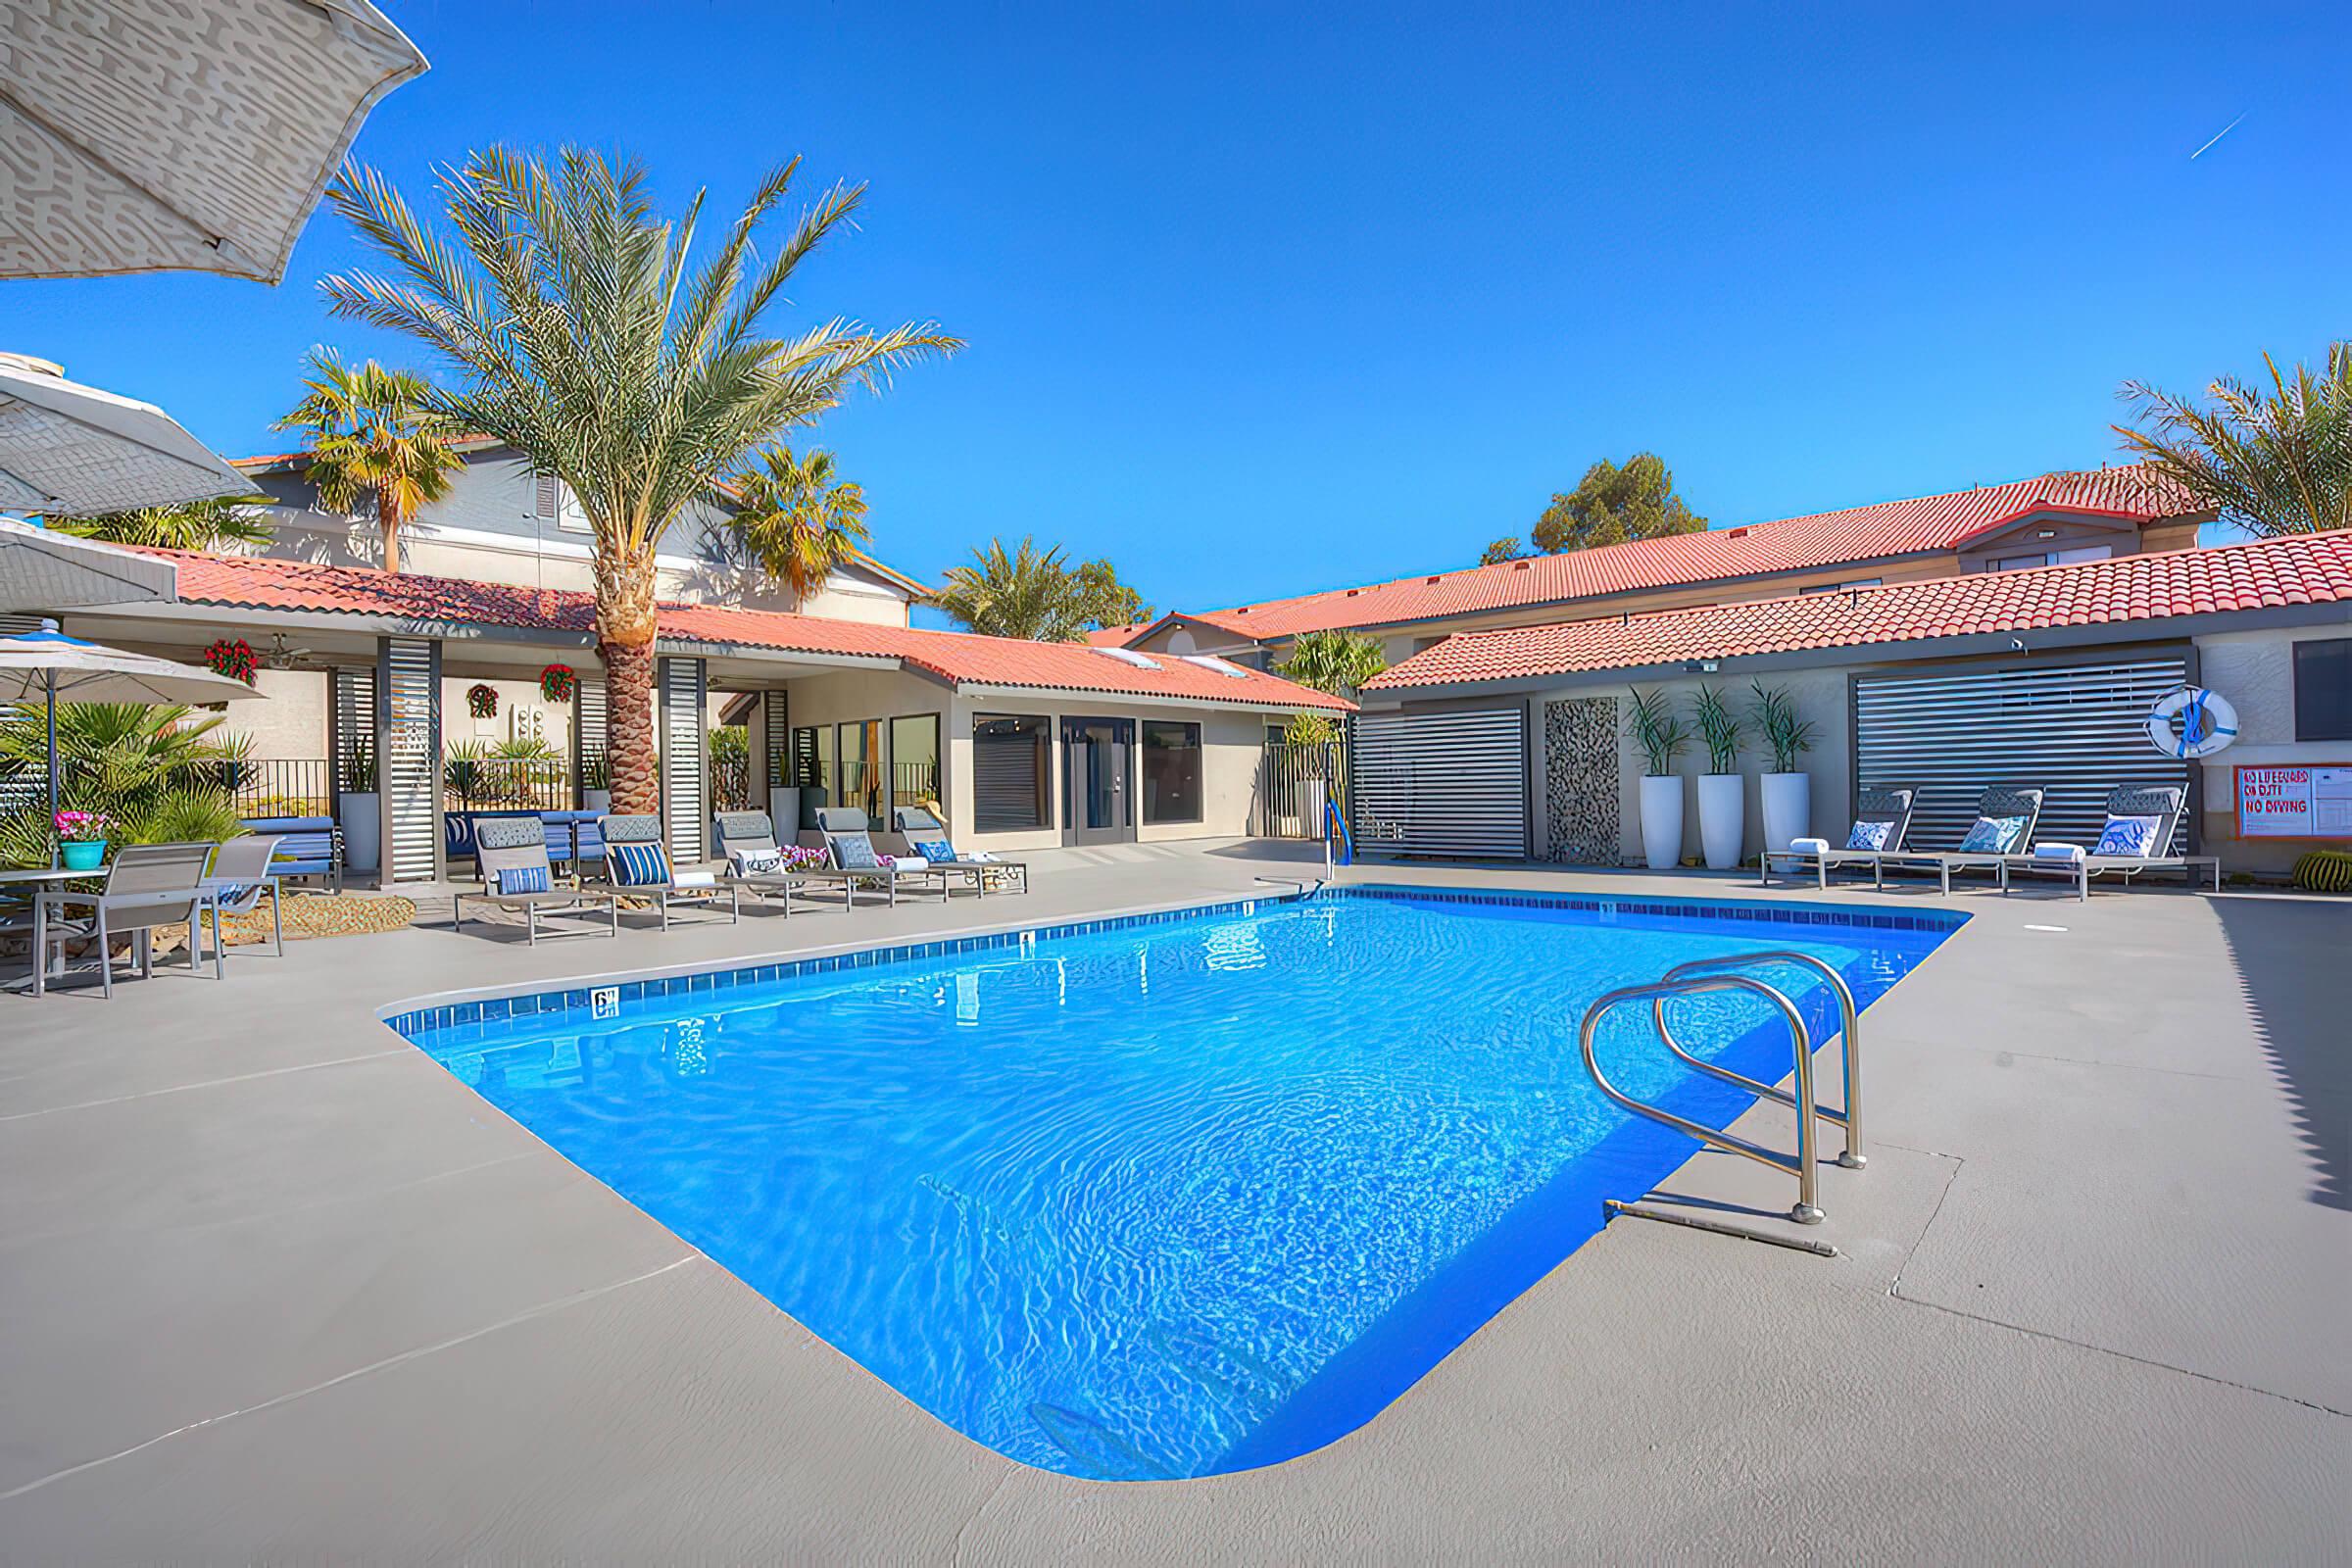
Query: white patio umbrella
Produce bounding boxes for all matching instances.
[0,354,251,520]
[0,516,180,613]
[0,0,429,284]
[0,618,266,851]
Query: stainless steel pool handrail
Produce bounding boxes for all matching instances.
[1579,974,1826,1225]
[1650,952,1865,1170]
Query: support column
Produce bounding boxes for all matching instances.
[573,674,608,807]
[752,689,789,812]
[658,656,708,863]
[376,637,443,883]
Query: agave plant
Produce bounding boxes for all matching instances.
[1688,684,1744,774]
[1627,687,1690,777]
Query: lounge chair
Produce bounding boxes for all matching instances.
[598,814,740,927]
[710,811,824,914]
[1874,787,2044,894]
[2001,786,2222,901]
[453,816,619,942]
[32,841,223,997]
[1757,786,1916,889]
[893,806,1028,897]
[240,813,342,892]
[806,807,948,906]
[196,832,287,959]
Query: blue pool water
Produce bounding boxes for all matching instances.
[396,888,1958,1479]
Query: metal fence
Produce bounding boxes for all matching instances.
[196,758,335,819]
[443,755,572,811]
[1255,739,1348,838]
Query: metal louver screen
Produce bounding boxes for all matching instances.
[574,675,607,785]
[378,638,439,882]
[1853,657,2190,855]
[1351,708,1527,859]
[660,657,706,861]
[762,689,789,787]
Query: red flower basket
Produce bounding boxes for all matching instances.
[539,663,576,703]
[203,638,257,685]
[466,683,499,718]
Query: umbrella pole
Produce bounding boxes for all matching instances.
[47,671,59,868]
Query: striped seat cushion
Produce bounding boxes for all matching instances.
[495,864,550,896]
[612,842,671,886]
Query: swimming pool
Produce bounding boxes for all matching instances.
[391,886,1959,1479]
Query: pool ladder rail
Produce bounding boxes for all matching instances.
[1577,952,1863,1229]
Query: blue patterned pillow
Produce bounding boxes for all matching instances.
[1844,819,1892,852]
[831,831,881,869]
[496,863,550,896]
[914,838,956,862]
[2093,814,2159,858]
[612,841,670,886]
[1959,815,2026,854]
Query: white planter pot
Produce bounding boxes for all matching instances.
[1760,772,1811,855]
[1696,773,1744,870]
[340,792,379,873]
[581,788,612,813]
[1639,774,1685,870]
[1301,777,1329,842]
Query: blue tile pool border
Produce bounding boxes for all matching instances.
[383,883,1965,1042]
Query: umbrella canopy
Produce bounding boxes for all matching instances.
[0,620,266,708]
[0,0,428,284]
[0,354,251,517]
[0,516,179,612]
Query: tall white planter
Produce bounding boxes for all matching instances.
[1696,773,1744,870]
[1760,772,1811,855]
[1639,774,1685,870]
[340,792,379,874]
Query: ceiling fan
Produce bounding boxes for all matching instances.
[257,632,327,670]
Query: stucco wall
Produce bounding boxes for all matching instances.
[2194,623,2352,874]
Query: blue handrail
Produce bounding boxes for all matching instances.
[1325,797,1354,866]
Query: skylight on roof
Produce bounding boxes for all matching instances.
[1091,646,1160,669]
[1179,654,1250,678]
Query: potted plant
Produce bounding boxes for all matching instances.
[55,809,111,870]
[1689,684,1746,870]
[1749,680,1820,855]
[578,748,612,813]
[1628,687,1690,870]
[340,736,380,874]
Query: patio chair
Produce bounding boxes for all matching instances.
[1874,787,2044,894]
[2001,785,2222,901]
[598,814,740,928]
[31,841,223,998]
[807,807,948,906]
[197,832,287,959]
[893,805,1028,896]
[1757,785,1916,889]
[453,816,619,943]
[710,811,823,915]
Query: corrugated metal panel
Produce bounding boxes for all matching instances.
[1351,708,1527,858]
[378,637,439,882]
[1854,657,2189,854]
[660,657,706,862]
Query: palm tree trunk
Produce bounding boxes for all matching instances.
[596,550,662,817]
[378,491,403,575]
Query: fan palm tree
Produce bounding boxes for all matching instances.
[1275,628,1388,701]
[316,148,956,815]
[2116,344,2351,536]
[929,537,1146,641]
[273,349,466,574]
[49,495,272,551]
[723,445,871,607]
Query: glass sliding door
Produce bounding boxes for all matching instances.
[836,717,883,821]
[1060,715,1135,845]
[1141,720,1202,824]
[890,712,942,827]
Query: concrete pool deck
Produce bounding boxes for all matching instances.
[1,843,2344,1560]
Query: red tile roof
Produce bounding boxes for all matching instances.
[144,549,1350,711]
[1151,466,2205,643]
[1365,531,2352,691]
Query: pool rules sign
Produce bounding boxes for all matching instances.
[2235,764,2352,839]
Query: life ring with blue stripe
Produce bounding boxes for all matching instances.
[2146,686,2238,760]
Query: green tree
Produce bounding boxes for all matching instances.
[929,537,1151,640]
[318,148,955,816]
[1275,628,1388,701]
[273,349,466,574]
[1533,454,1706,553]
[50,495,272,551]
[1478,536,1525,565]
[2116,344,2351,536]
[723,444,871,606]
[0,703,246,867]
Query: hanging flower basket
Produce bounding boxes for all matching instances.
[538,663,576,703]
[466,683,499,718]
[202,637,257,685]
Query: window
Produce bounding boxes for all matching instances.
[1799,577,1883,594]
[973,714,1051,830]
[789,724,832,796]
[1988,545,2110,572]
[2296,638,2352,741]
[1141,720,1203,824]
[837,718,883,819]
[890,713,942,816]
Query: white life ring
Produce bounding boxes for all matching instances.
[2146,686,2237,760]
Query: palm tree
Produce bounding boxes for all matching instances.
[50,495,272,551]
[316,148,955,816]
[928,537,1148,641]
[2116,344,2351,536]
[723,445,871,607]
[1275,628,1388,701]
[273,349,466,574]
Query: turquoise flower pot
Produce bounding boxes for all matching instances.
[61,839,106,871]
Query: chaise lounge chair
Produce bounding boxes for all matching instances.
[710,811,825,915]
[197,832,287,960]
[32,841,223,997]
[892,805,1028,897]
[806,807,948,906]
[2000,785,2222,901]
[599,814,740,927]
[1758,785,1916,889]
[453,816,619,943]
[1874,787,2044,894]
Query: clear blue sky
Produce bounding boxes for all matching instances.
[3,2,2341,619]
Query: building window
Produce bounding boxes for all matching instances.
[973,714,1052,830]
[1141,720,1203,824]
[890,712,942,818]
[2295,637,2352,741]
[1988,545,2110,572]
[837,718,883,820]
[1799,577,1883,594]
[789,724,832,797]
